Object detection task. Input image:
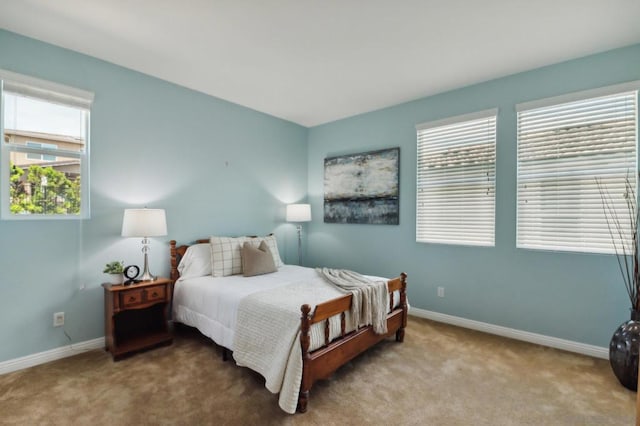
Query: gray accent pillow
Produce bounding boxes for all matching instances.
[242,240,277,277]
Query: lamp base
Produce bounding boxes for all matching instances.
[139,271,156,282]
[140,241,156,281]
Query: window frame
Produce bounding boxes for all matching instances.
[415,108,498,247]
[0,69,93,220]
[515,81,639,254]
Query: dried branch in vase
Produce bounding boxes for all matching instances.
[597,172,640,312]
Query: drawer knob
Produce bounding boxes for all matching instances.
[129,296,136,302]
[152,292,158,297]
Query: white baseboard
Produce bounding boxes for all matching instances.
[409,308,608,359]
[0,337,105,375]
[0,310,609,374]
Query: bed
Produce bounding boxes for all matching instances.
[169,238,408,413]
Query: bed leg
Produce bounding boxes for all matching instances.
[396,272,408,343]
[222,348,231,362]
[297,391,309,413]
[299,304,312,413]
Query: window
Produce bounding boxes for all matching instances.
[516,84,638,254]
[26,142,58,161]
[416,109,497,246]
[1,70,93,218]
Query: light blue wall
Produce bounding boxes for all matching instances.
[307,44,640,347]
[0,30,308,362]
[2,27,639,364]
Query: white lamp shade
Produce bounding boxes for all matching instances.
[286,204,311,222]
[121,209,168,237]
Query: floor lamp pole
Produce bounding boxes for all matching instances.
[296,224,303,266]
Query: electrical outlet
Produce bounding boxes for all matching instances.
[53,312,65,327]
[437,287,445,298]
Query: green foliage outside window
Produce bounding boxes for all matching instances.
[9,163,81,215]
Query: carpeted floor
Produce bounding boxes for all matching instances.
[0,317,635,425]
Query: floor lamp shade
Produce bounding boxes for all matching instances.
[122,208,167,281]
[286,204,311,222]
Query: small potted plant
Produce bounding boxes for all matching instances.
[103,261,125,285]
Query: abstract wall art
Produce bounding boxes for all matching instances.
[323,147,399,224]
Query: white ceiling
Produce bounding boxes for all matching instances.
[1,1,639,127]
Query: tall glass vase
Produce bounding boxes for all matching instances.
[609,309,640,391]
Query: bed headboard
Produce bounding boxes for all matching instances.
[169,238,209,281]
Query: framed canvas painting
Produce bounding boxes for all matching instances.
[323,147,399,225]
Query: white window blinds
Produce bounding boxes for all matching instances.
[416,109,497,246]
[516,88,638,254]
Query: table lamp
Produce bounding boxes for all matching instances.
[122,208,167,281]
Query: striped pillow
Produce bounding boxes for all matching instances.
[210,234,284,277]
[210,236,244,277]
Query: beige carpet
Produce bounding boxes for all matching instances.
[0,317,635,425]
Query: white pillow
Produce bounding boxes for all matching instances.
[210,234,284,277]
[177,243,212,278]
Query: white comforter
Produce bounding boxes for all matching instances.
[172,265,394,413]
[173,265,335,350]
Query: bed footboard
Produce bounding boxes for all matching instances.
[297,273,407,413]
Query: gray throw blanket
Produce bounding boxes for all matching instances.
[316,268,389,334]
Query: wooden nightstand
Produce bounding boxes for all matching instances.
[102,277,174,360]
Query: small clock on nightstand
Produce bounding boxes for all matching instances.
[123,264,140,285]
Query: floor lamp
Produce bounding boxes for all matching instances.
[122,208,168,281]
[286,204,311,265]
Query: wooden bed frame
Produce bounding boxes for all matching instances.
[169,239,408,413]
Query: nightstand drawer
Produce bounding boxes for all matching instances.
[121,289,144,307]
[146,286,166,302]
